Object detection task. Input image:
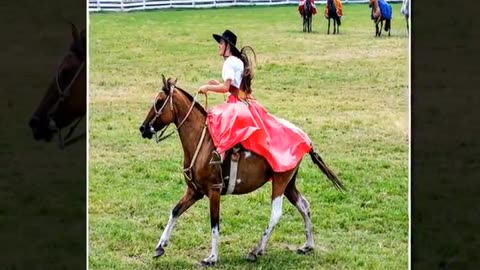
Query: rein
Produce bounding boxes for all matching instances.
[51,55,86,149]
[149,86,207,143]
[149,85,210,189]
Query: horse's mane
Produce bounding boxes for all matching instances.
[172,85,208,117]
[70,28,86,60]
[176,87,207,116]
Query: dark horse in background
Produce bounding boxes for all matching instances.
[299,0,315,32]
[369,0,392,37]
[29,23,86,149]
[139,76,345,266]
[325,0,342,34]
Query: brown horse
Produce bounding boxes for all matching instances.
[301,0,314,33]
[29,23,86,148]
[369,0,392,37]
[325,0,342,34]
[139,75,345,266]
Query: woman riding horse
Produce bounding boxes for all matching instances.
[198,29,312,172]
[298,0,317,16]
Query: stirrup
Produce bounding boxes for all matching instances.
[209,150,223,165]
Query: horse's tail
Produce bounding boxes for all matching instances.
[385,18,391,31]
[309,149,346,191]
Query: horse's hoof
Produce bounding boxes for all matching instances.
[199,260,216,267]
[246,252,257,262]
[297,246,314,254]
[153,247,165,258]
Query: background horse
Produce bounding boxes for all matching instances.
[401,0,409,35]
[29,23,86,148]
[139,76,345,266]
[369,0,392,37]
[325,0,342,34]
[299,0,314,32]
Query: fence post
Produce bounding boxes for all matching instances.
[97,0,100,11]
[143,0,146,10]
[120,0,124,11]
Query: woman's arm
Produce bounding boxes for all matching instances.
[199,79,231,94]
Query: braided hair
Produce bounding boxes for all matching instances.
[231,46,257,95]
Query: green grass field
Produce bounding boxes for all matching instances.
[89,4,408,269]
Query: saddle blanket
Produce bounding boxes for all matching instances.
[324,0,343,17]
[298,0,318,15]
[379,0,392,20]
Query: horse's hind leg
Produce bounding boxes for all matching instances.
[154,186,203,257]
[327,18,330,34]
[201,187,222,266]
[406,17,409,35]
[337,17,341,34]
[246,168,297,261]
[379,20,383,37]
[283,170,314,254]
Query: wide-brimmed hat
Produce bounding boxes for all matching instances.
[212,29,241,57]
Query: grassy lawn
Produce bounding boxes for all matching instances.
[89,4,408,269]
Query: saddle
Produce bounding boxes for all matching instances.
[210,145,245,195]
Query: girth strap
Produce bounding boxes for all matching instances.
[226,147,241,194]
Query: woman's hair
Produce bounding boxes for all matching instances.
[232,46,257,94]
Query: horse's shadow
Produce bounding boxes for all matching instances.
[150,248,323,269]
[287,29,321,35]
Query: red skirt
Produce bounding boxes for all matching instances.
[207,95,312,172]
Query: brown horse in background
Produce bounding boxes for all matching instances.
[369,0,392,37]
[325,0,342,34]
[139,76,345,266]
[29,23,86,148]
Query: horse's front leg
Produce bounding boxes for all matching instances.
[200,186,222,266]
[154,186,203,257]
[327,18,330,34]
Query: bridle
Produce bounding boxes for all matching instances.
[148,85,207,143]
[49,51,86,149]
[148,84,210,187]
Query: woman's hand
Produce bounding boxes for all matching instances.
[198,85,208,94]
[208,80,220,85]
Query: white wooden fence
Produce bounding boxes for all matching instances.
[89,0,402,12]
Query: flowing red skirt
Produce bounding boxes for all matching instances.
[207,95,312,172]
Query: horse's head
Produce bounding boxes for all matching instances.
[368,0,376,8]
[139,75,178,139]
[29,23,86,142]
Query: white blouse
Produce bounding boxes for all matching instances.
[222,56,244,89]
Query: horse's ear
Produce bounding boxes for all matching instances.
[161,74,170,94]
[70,22,79,44]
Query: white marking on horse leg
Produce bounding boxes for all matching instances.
[244,151,252,159]
[296,195,314,249]
[156,214,177,249]
[203,226,219,263]
[253,196,283,254]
